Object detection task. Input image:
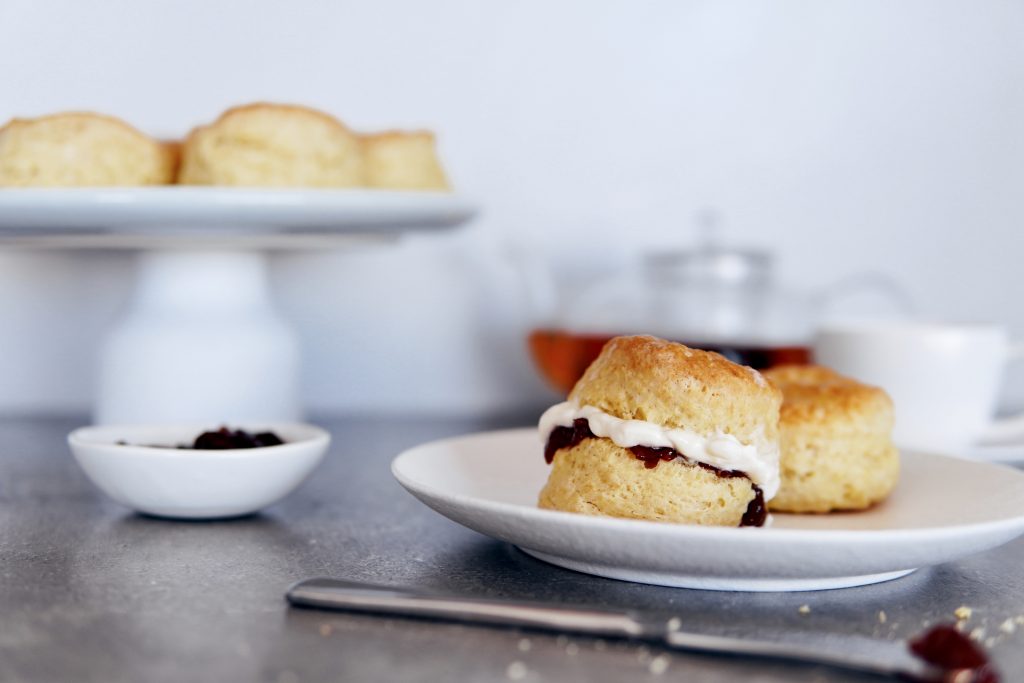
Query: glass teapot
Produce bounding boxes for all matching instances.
[523,243,911,394]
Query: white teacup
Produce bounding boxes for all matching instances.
[814,321,1024,453]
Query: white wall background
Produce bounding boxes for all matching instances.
[0,0,1022,415]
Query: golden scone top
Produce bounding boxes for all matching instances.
[0,112,176,187]
[251,103,344,126]
[188,102,355,136]
[178,102,364,187]
[569,335,781,444]
[764,364,894,430]
[0,111,154,143]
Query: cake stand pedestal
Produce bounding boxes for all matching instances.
[98,249,300,424]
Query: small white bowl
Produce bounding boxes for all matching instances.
[68,422,330,519]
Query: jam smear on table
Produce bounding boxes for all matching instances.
[906,624,999,682]
[545,418,767,527]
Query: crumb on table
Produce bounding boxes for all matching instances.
[648,654,670,675]
[506,661,528,681]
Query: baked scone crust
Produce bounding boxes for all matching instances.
[570,335,782,445]
[178,103,363,187]
[361,130,449,190]
[540,336,781,527]
[0,112,175,187]
[764,365,899,513]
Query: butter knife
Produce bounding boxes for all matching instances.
[286,578,990,681]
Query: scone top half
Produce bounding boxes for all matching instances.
[540,335,783,499]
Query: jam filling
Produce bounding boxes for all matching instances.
[544,418,767,527]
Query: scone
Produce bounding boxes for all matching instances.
[763,365,899,513]
[178,103,363,187]
[361,131,449,190]
[538,335,782,527]
[0,112,175,187]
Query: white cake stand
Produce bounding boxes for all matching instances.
[0,188,477,424]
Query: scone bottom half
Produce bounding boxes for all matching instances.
[541,417,767,527]
[538,335,782,528]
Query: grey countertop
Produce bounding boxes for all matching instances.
[1,414,1022,682]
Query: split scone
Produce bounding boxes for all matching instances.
[763,365,899,513]
[178,103,363,187]
[538,335,782,527]
[361,131,449,190]
[0,112,175,187]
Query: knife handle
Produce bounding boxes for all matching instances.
[287,577,649,639]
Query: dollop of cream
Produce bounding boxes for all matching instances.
[539,401,780,499]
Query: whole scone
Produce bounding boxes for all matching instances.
[178,103,363,187]
[361,131,449,190]
[763,365,899,513]
[0,112,175,187]
[538,335,782,527]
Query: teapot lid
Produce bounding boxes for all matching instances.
[644,247,773,286]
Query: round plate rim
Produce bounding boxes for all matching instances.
[0,187,478,238]
[518,547,919,591]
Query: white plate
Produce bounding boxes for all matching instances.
[0,187,476,246]
[392,428,1024,592]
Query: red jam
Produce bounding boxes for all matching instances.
[118,427,285,450]
[192,427,284,450]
